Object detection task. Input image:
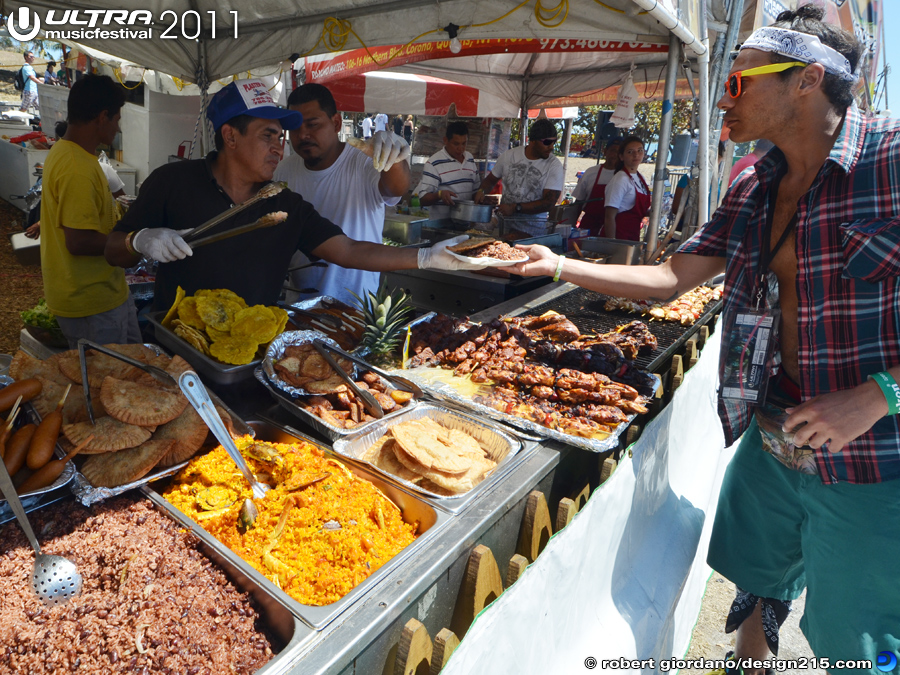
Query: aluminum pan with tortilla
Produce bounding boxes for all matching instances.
[67,345,253,507]
[0,376,75,516]
[332,403,524,512]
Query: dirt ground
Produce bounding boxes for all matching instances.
[681,573,822,675]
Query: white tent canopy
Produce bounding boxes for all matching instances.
[9,0,703,84]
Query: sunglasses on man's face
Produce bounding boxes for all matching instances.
[724,61,806,98]
[539,137,558,146]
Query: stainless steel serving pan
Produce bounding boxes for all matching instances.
[144,493,317,673]
[0,377,75,518]
[146,311,261,386]
[332,403,533,514]
[449,200,494,223]
[146,419,451,630]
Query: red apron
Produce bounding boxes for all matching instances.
[614,171,651,241]
[580,167,610,235]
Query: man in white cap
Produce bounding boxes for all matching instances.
[509,5,900,669]
[106,79,480,310]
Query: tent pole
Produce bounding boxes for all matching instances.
[697,0,711,230]
[561,117,572,195]
[199,40,212,156]
[645,32,681,263]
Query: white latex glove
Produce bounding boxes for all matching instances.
[371,130,410,172]
[132,228,193,263]
[417,235,483,271]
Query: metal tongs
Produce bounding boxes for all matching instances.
[311,340,384,419]
[182,181,287,244]
[77,339,177,425]
[188,212,287,249]
[277,301,342,330]
[178,371,270,499]
[315,340,424,398]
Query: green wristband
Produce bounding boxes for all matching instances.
[868,371,900,415]
[553,255,565,282]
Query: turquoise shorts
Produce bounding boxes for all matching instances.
[709,417,900,672]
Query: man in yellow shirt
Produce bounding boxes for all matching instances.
[42,74,139,348]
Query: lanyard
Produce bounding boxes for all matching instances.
[754,168,797,310]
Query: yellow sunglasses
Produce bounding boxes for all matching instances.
[725,61,806,98]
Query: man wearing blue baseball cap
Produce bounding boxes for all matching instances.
[106,79,480,310]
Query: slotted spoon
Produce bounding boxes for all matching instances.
[0,460,82,606]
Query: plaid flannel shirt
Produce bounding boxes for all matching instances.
[678,106,900,484]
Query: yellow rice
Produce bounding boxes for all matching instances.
[163,435,418,606]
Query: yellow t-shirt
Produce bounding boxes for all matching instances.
[41,140,127,318]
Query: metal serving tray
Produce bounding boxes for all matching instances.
[65,344,254,507]
[398,314,661,453]
[254,364,419,442]
[0,377,75,518]
[332,403,528,514]
[281,296,365,351]
[146,419,451,631]
[143,492,317,674]
[146,310,261,386]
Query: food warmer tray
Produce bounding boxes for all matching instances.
[145,493,317,673]
[330,403,534,515]
[254,364,419,442]
[520,286,723,373]
[145,419,452,631]
[395,313,660,453]
[146,310,261,386]
[0,377,75,523]
[65,344,254,507]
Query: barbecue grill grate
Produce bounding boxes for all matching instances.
[518,287,723,372]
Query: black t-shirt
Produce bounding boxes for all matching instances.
[116,153,343,310]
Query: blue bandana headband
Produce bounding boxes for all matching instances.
[741,27,857,83]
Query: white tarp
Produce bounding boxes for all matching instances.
[442,330,737,675]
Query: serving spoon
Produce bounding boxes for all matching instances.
[0,460,82,606]
[178,371,270,499]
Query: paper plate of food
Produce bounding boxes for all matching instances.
[446,237,530,267]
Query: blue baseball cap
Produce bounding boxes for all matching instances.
[207,79,303,131]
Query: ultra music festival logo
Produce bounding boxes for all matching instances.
[6,6,238,41]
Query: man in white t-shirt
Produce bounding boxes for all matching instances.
[474,118,564,219]
[413,121,479,219]
[275,84,410,304]
[360,114,373,138]
[374,113,388,133]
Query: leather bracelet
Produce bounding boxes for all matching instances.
[868,371,900,415]
[553,254,565,282]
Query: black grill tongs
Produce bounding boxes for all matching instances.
[77,339,177,425]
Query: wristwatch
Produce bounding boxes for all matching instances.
[515,203,523,213]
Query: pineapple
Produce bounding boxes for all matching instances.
[349,282,413,364]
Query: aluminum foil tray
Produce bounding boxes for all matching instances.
[398,369,660,453]
[147,419,451,630]
[395,314,660,453]
[68,344,254,507]
[0,376,75,515]
[261,330,356,397]
[255,364,419,442]
[332,403,525,513]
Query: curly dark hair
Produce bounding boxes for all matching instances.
[770,4,862,110]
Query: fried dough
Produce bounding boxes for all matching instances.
[100,376,188,427]
[81,439,176,488]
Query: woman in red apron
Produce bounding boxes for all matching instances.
[604,136,651,241]
[578,138,622,236]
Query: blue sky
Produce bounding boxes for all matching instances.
[883,2,898,113]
